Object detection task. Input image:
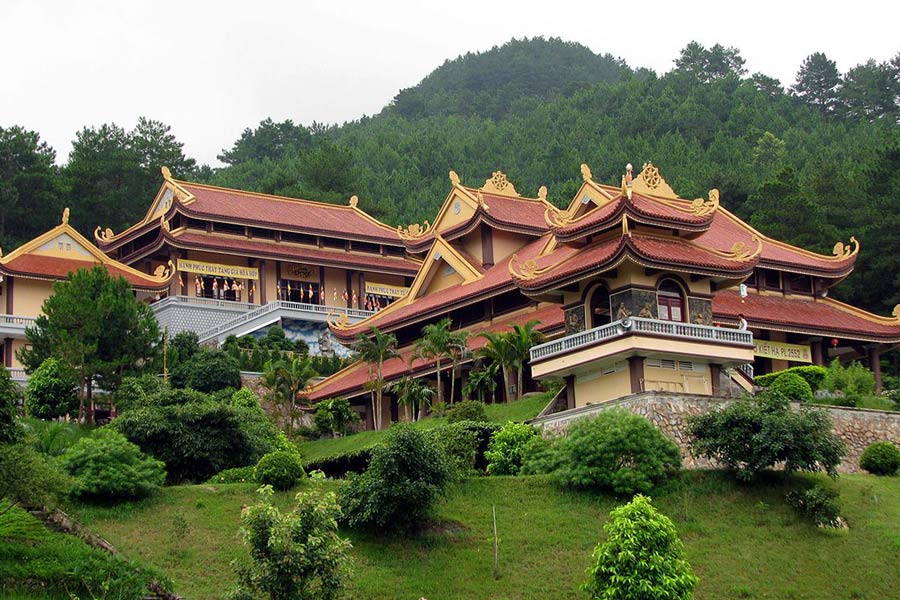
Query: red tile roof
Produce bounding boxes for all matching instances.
[175,182,403,244]
[713,290,900,342]
[693,209,856,276]
[168,232,420,275]
[334,236,549,341]
[308,304,565,401]
[0,255,169,290]
[514,232,757,292]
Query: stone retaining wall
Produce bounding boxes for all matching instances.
[530,392,900,474]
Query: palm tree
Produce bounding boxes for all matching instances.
[413,318,453,414]
[390,376,436,421]
[447,329,471,406]
[510,320,544,400]
[353,327,399,430]
[478,331,517,402]
[262,355,317,439]
[463,362,499,403]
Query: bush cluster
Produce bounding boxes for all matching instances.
[823,359,875,396]
[313,398,358,438]
[25,357,79,419]
[859,441,900,476]
[538,410,681,495]
[755,365,827,390]
[207,465,256,484]
[688,392,846,481]
[446,400,488,424]
[62,428,166,500]
[485,422,540,475]
[340,424,451,533]
[770,371,815,403]
[255,450,306,491]
[785,485,842,528]
[170,349,241,393]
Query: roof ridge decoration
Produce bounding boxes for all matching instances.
[544,204,576,228]
[480,171,519,197]
[653,188,721,218]
[701,234,764,261]
[326,311,352,331]
[832,236,859,259]
[508,252,561,281]
[632,162,677,199]
[397,220,432,240]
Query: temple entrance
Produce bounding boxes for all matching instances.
[589,285,611,328]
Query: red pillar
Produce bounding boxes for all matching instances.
[868,347,883,395]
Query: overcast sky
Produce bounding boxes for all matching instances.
[3,0,898,166]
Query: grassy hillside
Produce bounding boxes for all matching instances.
[69,472,900,600]
[298,393,550,464]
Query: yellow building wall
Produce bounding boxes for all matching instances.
[11,279,53,317]
[492,229,529,263]
[644,364,712,395]
[424,266,464,295]
[768,330,790,371]
[9,339,28,370]
[460,230,483,264]
[435,192,476,232]
[323,267,347,306]
[574,368,632,407]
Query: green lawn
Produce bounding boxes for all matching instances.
[68,472,900,600]
[298,393,551,464]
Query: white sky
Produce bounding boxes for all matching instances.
[2,0,898,166]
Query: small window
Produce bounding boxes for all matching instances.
[762,269,781,290]
[657,279,685,322]
[787,274,812,294]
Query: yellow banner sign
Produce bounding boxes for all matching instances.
[365,281,409,299]
[754,340,812,363]
[177,259,258,280]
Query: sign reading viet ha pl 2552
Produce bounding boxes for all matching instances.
[177,259,259,280]
[753,340,812,363]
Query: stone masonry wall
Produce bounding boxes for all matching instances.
[530,391,900,474]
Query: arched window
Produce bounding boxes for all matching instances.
[589,285,611,328]
[657,279,685,322]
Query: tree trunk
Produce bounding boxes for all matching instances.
[435,358,443,412]
[501,367,511,403]
[517,366,524,401]
[449,362,457,406]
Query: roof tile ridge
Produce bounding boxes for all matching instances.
[820,296,900,326]
[717,206,858,264]
[631,229,762,263]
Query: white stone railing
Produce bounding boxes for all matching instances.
[8,368,28,382]
[736,362,755,380]
[197,300,373,343]
[530,317,753,363]
[0,314,37,327]
[151,295,258,312]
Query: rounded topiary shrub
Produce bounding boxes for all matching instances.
[550,410,681,495]
[485,422,541,475]
[62,428,166,500]
[25,358,79,420]
[446,400,488,424]
[859,441,900,476]
[255,450,306,491]
[770,372,814,403]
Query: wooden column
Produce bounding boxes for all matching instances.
[564,375,576,410]
[168,251,180,297]
[6,277,13,315]
[358,271,365,310]
[868,347,883,395]
[345,271,353,308]
[259,260,267,304]
[710,363,722,396]
[481,226,494,268]
[810,337,824,366]
[628,357,644,394]
[3,338,12,368]
[319,266,326,305]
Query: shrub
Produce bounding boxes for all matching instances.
[25,418,90,457]
[882,389,900,410]
[255,451,306,491]
[340,424,452,533]
[770,372,814,403]
[446,399,488,423]
[113,374,166,412]
[229,483,352,600]
[0,365,22,445]
[859,441,900,476]
[688,392,846,482]
[113,397,282,483]
[786,485,842,528]
[427,422,479,478]
[313,398,358,437]
[755,365,827,390]
[305,448,372,478]
[583,495,697,600]
[62,428,166,500]
[207,465,256,484]
[230,388,260,410]
[171,349,241,393]
[24,358,79,419]
[824,359,875,395]
[485,422,540,475]
[547,410,681,495]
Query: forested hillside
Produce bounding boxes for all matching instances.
[2,38,899,312]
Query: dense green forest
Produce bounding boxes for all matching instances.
[2,37,899,313]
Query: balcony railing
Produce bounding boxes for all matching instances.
[530,317,754,363]
[0,314,37,327]
[197,300,374,342]
[151,295,258,312]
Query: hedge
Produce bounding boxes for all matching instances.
[755,365,827,390]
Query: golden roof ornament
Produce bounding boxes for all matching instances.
[632,162,677,199]
[543,205,575,228]
[706,235,763,262]
[537,185,548,202]
[326,311,352,330]
[449,170,460,186]
[94,226,115,242]
[688,189,720,217]
[161,166,172,180]
[397,220,432,240]
[508,253,554,281]
[893,304,900,320]
[580,163,593,182]
[477,190,490,211]
[832,236,859,259]
[349,195,359,208]
[61,207,70,225]
[481,171,518,197]
[153,260,176,279]
[160,215,170,232]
